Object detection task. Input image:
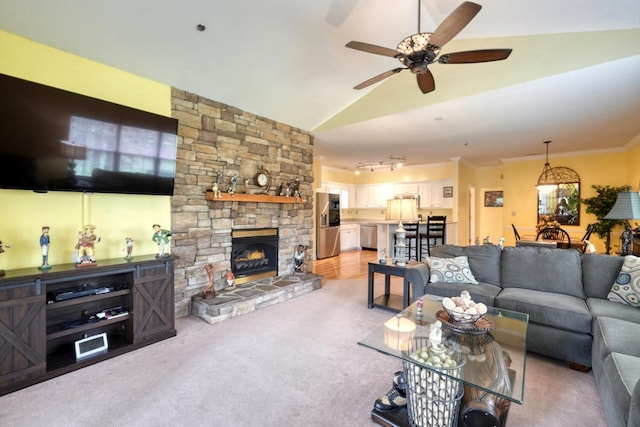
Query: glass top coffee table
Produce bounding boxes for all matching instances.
[359,294,529,426]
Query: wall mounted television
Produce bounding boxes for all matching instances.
[0,73,178,196]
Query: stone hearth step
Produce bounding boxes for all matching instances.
[191,273,322,324]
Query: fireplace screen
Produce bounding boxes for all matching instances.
[231,228,278,285]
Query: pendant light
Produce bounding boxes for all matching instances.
[536,141,558,194]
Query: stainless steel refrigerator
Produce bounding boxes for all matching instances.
[316,193,341,259]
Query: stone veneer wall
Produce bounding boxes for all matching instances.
[170,88,314,317]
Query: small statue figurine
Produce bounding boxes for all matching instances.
[243,178,249,194]
[285,182,291,197]
[203,264,216,299]
[124,237,134,260]
[212,171,222,198]
[621,223,633,255]
[498,236,505,250]
[428,320,443,349]
[225,269,236,289]
[39,226,52,270]
[152,224,172,258]
[229,174,237,194]
[75,224,99,266]
[277,182,284,196]
[293,178,300,196]
[0,240,12,276]
[294,245,306,273]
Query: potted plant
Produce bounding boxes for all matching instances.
[580,184,629,254]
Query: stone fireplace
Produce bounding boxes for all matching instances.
[231,228,278,285]
[169,88,315,317]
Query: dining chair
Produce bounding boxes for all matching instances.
[419,216,446,260]
[536,227,572,249]
[511,223,521,241]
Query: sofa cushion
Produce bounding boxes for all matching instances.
[592,317,640,362]
[495,288,592,334]
[501,246,585,298]
[582,253,625,299]
[587,298,640,324]
[429,244,502,286]
[601,352,640,427]
[427,256,478,284]
[607,255,640,307]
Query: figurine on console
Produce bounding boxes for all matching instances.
[74,224,99,266]
[152,224,172,258]
[0,240,12,276]
[39,226,52,270]
[124,237,134,260]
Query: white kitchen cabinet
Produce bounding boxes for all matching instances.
[419,179,453,208]
[322,182,353,208]
[340,224,360,251]
[356,184,393,208]
[393,183,419,196]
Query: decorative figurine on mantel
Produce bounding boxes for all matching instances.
[293,178,300,197]
[152,224,172,258]
[124,237,134,260]
[229,174,237,194]
[294,244,306,273]
[74,224,99,266]
[211,171,222,198]
[277,182,284,196]
[203,264,216,299]
[39,226,52,270]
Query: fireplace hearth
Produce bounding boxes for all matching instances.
[231,228,278,285]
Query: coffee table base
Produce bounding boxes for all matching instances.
[371,407,410,427]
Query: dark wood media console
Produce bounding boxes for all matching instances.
[0,255,176,396]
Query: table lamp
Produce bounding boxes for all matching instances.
[386,198,418,266]
[604,186,640,255]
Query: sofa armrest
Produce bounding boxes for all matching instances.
[404,263,430,303]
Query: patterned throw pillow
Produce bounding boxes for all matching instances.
[428,256,479,284]
[607,255,640,307]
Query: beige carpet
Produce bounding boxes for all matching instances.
[0,279,606,426]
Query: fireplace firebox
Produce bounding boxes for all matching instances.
[231,228,278,285]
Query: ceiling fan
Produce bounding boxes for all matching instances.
[346,1,512,94]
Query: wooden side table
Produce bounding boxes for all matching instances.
[367,261,418,312]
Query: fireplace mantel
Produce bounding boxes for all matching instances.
[205,191,306,204]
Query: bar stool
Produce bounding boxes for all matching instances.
[419,216,446,260]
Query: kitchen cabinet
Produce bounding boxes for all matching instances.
[355,184,393,208]
[419,179,453,208]
[340,224,360,251]
[322,182,353,209]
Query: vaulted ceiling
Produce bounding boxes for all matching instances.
[1,0,639,169]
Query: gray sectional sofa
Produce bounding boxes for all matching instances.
[404,244,640,427]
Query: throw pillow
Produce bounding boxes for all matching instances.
[428,256,479,284]
[607,255,640,307]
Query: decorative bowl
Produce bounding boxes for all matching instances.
[443,306,483,324]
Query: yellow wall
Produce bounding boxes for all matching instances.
[0,31,173,270]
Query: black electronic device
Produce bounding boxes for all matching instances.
[0,73,178,196]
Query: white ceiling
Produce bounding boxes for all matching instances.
[1,0,639,169]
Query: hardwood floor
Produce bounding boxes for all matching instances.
[311,249,376,281]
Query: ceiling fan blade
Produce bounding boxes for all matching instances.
[346,41,399,58]
[438,49,512,64]
[353,68,404,90]
[416,70,435,94]
[429,1,482,48]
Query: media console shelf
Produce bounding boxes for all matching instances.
[0,255,176,396]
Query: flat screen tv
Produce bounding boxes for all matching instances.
[0,73,178,196]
